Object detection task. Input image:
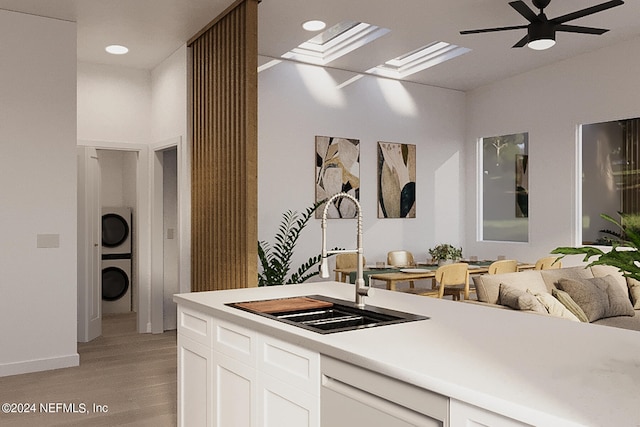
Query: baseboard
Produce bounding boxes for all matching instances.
[0,353,79,377]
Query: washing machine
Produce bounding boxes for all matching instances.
[102,206,132,256]
[102,258,132,313]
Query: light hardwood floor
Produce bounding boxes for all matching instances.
[0,313,177,426]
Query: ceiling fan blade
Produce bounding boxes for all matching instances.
[460,25,528,35]
[556,24,609,35]
[553,0,624,24]
[512,34,529,48]
[509,1,539,22]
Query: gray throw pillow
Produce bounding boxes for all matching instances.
[628,278,640,309]
[499,283,547,313]
[557,276,635,322]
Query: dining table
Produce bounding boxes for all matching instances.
[337,261,535,292]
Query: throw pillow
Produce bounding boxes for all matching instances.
[499,283,547,313]
[557,276,635,322]
[552,288,589,322]
[628,278,640,310]
[527,289,580,322]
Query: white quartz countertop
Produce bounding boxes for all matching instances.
[174,282,640,427]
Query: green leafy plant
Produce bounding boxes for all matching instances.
[258,200,329,286]
[596,212,640,245]
[428,243,463,261]
[552,213,640,281]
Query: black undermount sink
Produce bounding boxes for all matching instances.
[228,295,428,334]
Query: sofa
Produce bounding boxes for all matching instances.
[472,265,640,331]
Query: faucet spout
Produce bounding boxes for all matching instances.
[320,192,368,308]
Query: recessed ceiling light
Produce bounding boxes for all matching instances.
[302,20,326,32]
[105,45,129,55]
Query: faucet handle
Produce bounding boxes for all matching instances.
[319,257,330,278]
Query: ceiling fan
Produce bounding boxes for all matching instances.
[460,0,624,50]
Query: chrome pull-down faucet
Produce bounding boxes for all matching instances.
[319,192,368,308]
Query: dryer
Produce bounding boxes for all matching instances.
[102,258,132,313]
[102,206,132,256]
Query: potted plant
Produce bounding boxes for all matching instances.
[258,200,338,286]
[428,243,463,266]
[552,213,640,281]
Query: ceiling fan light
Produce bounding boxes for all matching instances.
[527,21,556,50]
[528,38,555,50]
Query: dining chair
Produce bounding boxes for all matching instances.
[334,253,366,282]
[534,256,562,270]
[402,263,470,300]
[387,250,415,267]
[488,259,518,275]
[387,250,416,288]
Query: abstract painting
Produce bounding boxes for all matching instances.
[377,142,416,218]
[315,136,360,218]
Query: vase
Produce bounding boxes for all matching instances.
[438,259,454,266]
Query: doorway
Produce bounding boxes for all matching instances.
[162,147,179,330]
[150,136,188,333]
[78,143,146,343]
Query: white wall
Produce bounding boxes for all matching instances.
[465,35,640,264]
[152,45,188,143]
[258,58,467,276]
[0,11,78,376]
[77,62,151,144]
[97,150,137,207]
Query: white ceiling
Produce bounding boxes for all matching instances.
[1,0,639,91]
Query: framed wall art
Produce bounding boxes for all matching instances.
[315,136,360,218]
[377,141,416,218]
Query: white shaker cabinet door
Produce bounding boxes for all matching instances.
[178,335,214,427]
[258,374,319,427]
[213,351,257,427]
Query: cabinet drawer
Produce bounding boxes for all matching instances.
[178,305,212,346]
[213,318,256,366]
[259,335,320,395]
[450,399,533,427]
[321,356,448,424]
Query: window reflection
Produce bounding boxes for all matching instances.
[582,118,640,244]
[481,133,529,242]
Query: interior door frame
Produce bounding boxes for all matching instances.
[150,136,190,333]
[77,139,150,334]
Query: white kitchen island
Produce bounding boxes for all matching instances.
[174,281,640,427]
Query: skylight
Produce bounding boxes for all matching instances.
[282,21,390,66]
[367,42,470,79]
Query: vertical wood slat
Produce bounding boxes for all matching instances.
[622,119,640,215]
[189,0,258,291]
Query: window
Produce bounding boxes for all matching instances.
[581,118,640,244]
[480,133,529,242]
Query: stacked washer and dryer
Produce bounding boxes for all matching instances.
[101,207,133,314]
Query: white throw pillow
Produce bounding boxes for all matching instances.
[527,289,580,322]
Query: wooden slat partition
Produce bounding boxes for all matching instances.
[189,0,258,291]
